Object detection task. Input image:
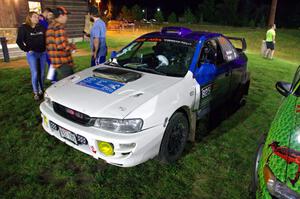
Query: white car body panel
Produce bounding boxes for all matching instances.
[40,65,198,167]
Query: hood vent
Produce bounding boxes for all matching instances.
[93,67,142,83]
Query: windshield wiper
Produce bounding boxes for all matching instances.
[104,60,122,68]
[135,67,166,76]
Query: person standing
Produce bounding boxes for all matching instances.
[264,24,276,59]
[46,6,75,80]
[39,7,58,83]
[89,6,107,66]
[16,11,47,101]
[39,8,53,29]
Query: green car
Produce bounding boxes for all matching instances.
[251,65,300,198]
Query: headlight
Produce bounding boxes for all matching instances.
[264,165,300,199]
[94,118,143,134]
[44,92,52,107]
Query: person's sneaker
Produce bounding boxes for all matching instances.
[38,91,44,100]
[34,94,40,101]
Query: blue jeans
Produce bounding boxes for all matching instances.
[91,47,107,67]
[26,51,47,93]
[91,55,106,67]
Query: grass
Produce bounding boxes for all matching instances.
[0,25,300,198]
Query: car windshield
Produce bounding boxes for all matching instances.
[109,38,195,77]
[292,66,300,96]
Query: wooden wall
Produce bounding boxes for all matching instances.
[0,0,29,28]
[0,0,88,38]
[43,0,89,38]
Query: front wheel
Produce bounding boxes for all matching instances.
[158,112,189,163]
[249,134,266,198]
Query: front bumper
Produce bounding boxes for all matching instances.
[40,102,165,167]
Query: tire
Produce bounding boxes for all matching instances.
[232,81,249,111]
[158,112,189,163]
[249,134,266,198]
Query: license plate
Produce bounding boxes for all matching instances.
[59,127,78,145]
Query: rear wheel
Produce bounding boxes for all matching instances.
[233,81,249,110]
[158,112,189,163]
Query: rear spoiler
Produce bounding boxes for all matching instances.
[226,36,247,51]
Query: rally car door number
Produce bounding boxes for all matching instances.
[201,85,212,99]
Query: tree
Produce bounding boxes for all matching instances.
[268,0,278,26]
[106,0,113,20]
[183,8,196,24]
[131,4,143,21]
[120,6,132,20]
[215,0,239,25]
[237,0,254,26]
[198,0,216,23]
[154,10,164,23]
[168,12,177,23]
[258,15,266,28]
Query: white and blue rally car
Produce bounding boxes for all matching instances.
[40,27,250,167]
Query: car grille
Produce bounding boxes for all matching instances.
[53,102,93,126]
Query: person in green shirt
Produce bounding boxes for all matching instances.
[264,24,276,59]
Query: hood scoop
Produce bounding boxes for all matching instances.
[93,67,142,83]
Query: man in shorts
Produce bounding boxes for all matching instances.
[264,24,276,59]
[89,6,107,66]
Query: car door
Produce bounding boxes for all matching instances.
[218,36,246,96]
[212,38,231,106]
[194,38,231,113]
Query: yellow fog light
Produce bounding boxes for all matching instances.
[98,141,114,156]
[42,114,48,126]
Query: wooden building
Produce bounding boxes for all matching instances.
[0,0,89,44]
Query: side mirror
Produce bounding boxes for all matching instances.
[276,81,291,97]
[110,51,117,59]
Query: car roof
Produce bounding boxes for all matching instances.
[140,27,222,43]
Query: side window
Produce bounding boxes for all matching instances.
[198,39,225,66]
[218,37,238,62]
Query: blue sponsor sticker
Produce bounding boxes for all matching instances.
[77,77,124,94]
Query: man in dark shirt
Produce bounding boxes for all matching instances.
[39,8,53,29]
[39,7,57,83]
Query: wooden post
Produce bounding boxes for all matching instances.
[268,0,278,26]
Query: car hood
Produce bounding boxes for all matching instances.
[46,65,182,119]
[261,94,300,193]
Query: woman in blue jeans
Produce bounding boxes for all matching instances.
[17,12,47,100]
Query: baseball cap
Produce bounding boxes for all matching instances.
[53,6,71,18]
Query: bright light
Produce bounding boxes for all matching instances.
[157,8,160,12]
[95,0,101,3]
[142,9,145,13]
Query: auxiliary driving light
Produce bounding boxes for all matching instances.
[42,114,48,126]
[98,141,114,156]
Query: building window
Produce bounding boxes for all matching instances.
[28,1,41,13]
